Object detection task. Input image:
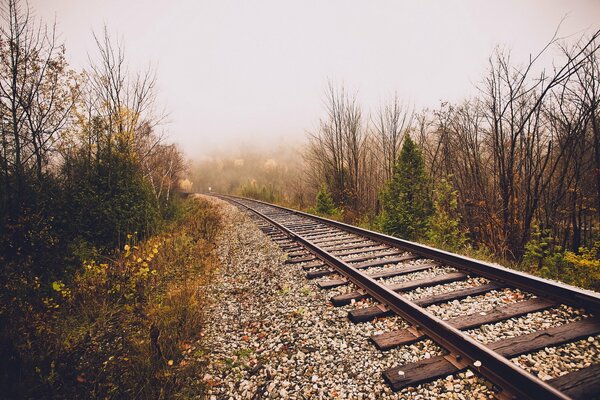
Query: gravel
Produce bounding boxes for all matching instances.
[198,198,496,399]
[511,334,600,381]
[426,288,532,320]
[330,244,384,254]
[465,304,589,344]
[403,277,490,302]
[199,197,600,398]
[377,265,458,285]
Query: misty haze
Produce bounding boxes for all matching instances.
[2,1,600,399]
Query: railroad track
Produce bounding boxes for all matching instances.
[215,194,600,400]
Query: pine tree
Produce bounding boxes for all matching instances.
[314,184,337,216]
[427,177,467,250]
[378,136,432,240]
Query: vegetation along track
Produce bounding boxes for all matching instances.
[215,194,600,400]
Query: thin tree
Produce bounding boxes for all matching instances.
[373,92,413,182]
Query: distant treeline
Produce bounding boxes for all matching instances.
[308,29,600,289]
[191,143,306,206]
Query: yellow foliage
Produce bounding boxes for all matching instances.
[561,242,600,290]
[51,280,72,300]
[563,250,600,269]
[6,198,222,398]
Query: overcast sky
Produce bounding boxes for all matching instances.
[33,1,600,157]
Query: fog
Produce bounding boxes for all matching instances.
[33,0,600,159]
[189,138,306,201]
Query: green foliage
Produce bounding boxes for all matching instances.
[0,4,191,397]
[537,242,600,291]
[378,136,432,240]
[314,184,338,216]
[237,180,280,203]
[522,229,600,291]
[524,226,555,271]
[0,119,185,399]
[426,178,467,251]
[160,194,186,222]
[522,227,568,284]
[356,212,378,231]
[62,148,160,254]
[562,243,600,290]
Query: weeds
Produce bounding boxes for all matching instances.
[0,197,221,399]
[278,284,291,295]
[300,285,311,296]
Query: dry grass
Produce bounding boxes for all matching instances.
[0,197,221,399]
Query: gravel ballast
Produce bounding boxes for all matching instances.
[197,197,600,399]
[198,199,496,399]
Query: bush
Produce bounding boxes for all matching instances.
[61,149,161,254]
[560,243,600,291]
[524,226,555,272]
[237,180,280,203]
[523,230,600,291]
[313,184,340,216]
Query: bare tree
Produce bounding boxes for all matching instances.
[373,93,413,182]
[143,141,185,206]
[481,30,600,259]
[305,82,367,217]
[0,0,75,209]
[86,27,162,160]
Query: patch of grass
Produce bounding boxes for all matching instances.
[278,284,291,295]
[235,348,254,359]
[300,285,311,296]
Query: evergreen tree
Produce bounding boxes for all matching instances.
[314,184,337,215]
[427,177,467,250]
[378,136,432,240]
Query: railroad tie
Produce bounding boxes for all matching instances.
[383,317,600,391]
[371,297,556,350]
[348,283,503,323]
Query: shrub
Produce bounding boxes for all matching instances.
[313,184,339,216]
[523,229,600,291]
[561,243,600,291]
[237,180,280,203]
[61,149,160,254]
[524,226,555,272]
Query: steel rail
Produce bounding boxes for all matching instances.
[218,194,574,400]
[219,194,600,315]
